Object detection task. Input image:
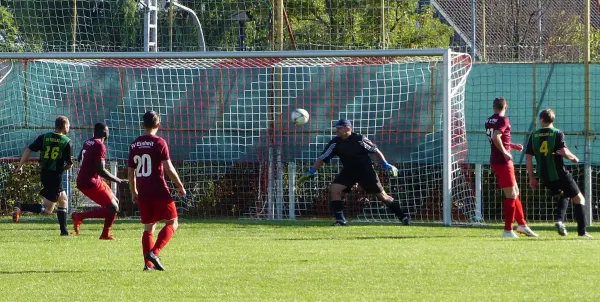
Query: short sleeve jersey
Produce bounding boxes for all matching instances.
[128,134,171,201]
[76,138,106,189]
[317,133,378,169]
[525,127,569,182]
[485,113,512,165]
[29,132,73,173]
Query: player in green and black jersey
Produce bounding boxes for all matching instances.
[13,116,74,236]
[525,109,591,238]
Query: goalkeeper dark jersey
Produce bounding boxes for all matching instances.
[318,133,378,169]
[29,132,73,174]
[525,127,569,182]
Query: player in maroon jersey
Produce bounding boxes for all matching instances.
[73,123,127,239]
[128,111,185,271]
[485,97,537,238]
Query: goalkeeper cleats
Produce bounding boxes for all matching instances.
[401,216,410,226]
[332,220,347,226]
[12,204,21,223]
[146,251,165,271]
[502,230,519,238]
[579,233,593,238]
[555,221,568,236]
[516,225,539,237]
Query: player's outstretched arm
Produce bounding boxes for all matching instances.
[297,159,324,186]
[526,154,538,189]
[162,159,186,197]
[14,148,32,174]
[557,147,579,163]
[96,159,127,184]
[127,167,138,202]
[374,149,398,177]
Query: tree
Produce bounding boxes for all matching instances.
[284,0,453,50]
[0,5,25,52]
[546,11,600,62]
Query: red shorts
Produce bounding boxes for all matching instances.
[491,162,517,188]
[79,181,115,207]
[138,199,178,224]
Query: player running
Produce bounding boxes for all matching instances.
[298,119,409,226]
[72,123,127,240]
[526,108,591,238]
[12,116,74,236]
[485,97,537,238]
[128,111,186,271]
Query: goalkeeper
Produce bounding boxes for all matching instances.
[298,119,409,226]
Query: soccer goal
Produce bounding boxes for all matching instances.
[0,50,474,225]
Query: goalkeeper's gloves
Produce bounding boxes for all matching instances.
[297,167,316,186]
[381,161,398,177]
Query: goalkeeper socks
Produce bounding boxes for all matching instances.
[142,231,155,268]
[152,225,175,256]
[19,203,44,214]
[330,200,346,222]
[57,207,68,234]
[386,201,407,220]
[573,204,587,236]
[514,197,527,225]
[556,198,569,222]
[503,198,516,231]
[101,213,117,237]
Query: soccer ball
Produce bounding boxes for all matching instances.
[291,108,310,125]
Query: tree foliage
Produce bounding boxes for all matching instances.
[546,11,600,62]
[0,5,26,52]
[1,0,453,52]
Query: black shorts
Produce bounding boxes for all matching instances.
[544,174,580,199]
[40,171,64,202]
[333,167,384,194]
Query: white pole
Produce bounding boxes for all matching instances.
[585,164,592,226]
[288,162,296,220]
[276,147,283,220]
[442,49,452,226]
[475,164,483,222]
[111,161,118,194]
[268,146,274,219]
[171,1,207,51]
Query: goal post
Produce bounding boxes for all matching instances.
[0,50,474,225]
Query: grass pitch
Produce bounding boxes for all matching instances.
[1,218,599,301]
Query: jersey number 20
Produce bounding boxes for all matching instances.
[134,154,152,177]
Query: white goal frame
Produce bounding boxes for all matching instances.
[1,49,465,225]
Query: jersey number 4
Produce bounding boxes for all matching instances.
[134,154,152,177]
[539,141,549,156]
[43,146,60,160]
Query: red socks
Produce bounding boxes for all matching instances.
[514,196,527,226]
[101,213,117,237]
[151,224,175,256]
[503,198,516,231]
[78,207,112,220]
[142,231,155,268]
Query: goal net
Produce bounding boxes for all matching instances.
[0,50,475,224]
